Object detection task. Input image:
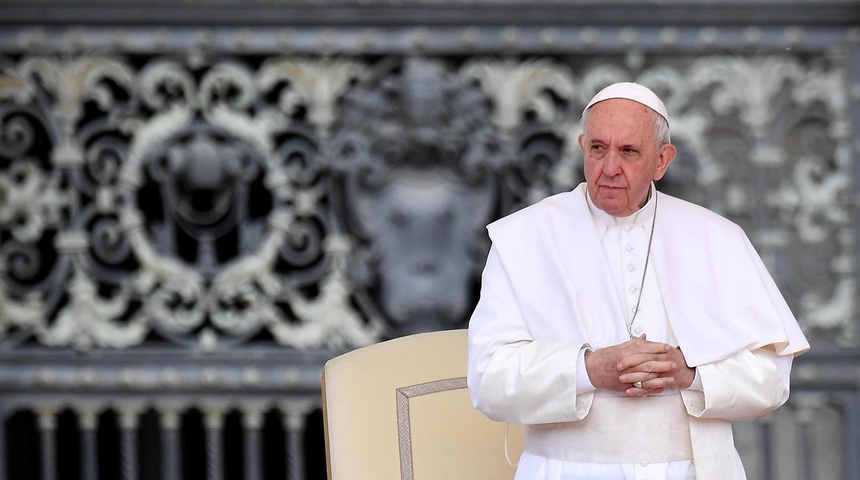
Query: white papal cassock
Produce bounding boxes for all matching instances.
[467,183,810,480]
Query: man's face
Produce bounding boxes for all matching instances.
[578,98,676,217]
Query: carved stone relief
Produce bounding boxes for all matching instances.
[326,58,513,336]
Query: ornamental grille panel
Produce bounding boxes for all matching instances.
[0,51,851,352]
[0,2,859,479]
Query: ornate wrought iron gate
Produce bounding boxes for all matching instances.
[0,1,858,479]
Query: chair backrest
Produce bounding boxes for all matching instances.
[321,329,524,480]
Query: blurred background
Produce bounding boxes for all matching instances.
[0,0,858,478]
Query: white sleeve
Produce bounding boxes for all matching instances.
[467,245,594,425]
[680,346,793,421]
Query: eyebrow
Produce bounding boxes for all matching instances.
[588,138,641,150]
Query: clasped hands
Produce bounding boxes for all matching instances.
[584,334,695,396]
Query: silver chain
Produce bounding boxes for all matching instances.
[626,193,657,339]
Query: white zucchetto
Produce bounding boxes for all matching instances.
[584,82,669,127]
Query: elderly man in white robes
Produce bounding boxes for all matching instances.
[467,82,810,480]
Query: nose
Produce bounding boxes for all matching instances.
[601,150,622,175]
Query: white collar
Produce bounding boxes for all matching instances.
[585,182,658,228]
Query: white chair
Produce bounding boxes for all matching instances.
[321,329,524,479]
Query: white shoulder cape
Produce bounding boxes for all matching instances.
[486,183,809,366]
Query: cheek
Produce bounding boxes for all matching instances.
[623,165,654,188]
[583,159,601,178]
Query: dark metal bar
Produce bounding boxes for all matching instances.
[204,409,223,480]
[160,410,181,480]
[37,410,57,480]
[119,409,139,480]
[243,409,263,480]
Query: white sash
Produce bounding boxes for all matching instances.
[524,392,693,464]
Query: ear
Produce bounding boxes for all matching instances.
[577,133,586,153]
[653,143,677,181]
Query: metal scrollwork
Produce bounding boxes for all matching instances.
[0,52,851,351]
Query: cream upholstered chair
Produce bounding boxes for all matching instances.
[321,328,524,479]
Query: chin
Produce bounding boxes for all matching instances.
[594,199,623,214]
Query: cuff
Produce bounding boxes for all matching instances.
[687,367,703,391]
[576,345,596,393]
